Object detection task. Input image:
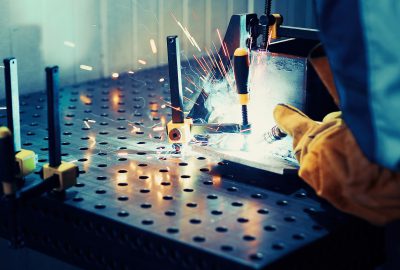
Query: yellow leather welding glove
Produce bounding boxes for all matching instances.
[274,104,400,225]
[273,45,400,225]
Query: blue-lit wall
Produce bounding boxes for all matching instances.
[0,0,316,99]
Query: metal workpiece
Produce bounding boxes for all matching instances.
[46,66,61,167]
[0,65,383,269]
[4,58,21,152]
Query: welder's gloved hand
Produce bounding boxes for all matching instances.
[274,104,400,225]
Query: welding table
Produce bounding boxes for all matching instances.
[0,64,384,270]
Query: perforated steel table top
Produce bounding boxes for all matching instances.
[0,65,347,269]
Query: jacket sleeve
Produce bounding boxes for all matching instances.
[315,0,400,171]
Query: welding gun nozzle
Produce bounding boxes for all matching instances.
[264,125,287,143]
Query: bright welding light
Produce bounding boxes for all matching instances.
[159,77,165,82]
[80,65,93,71]
[111,72,119,79]
[0,106,6,110]
[84,121,91,129]
[153,126,165,132]
[88,119,96,123]
[138,59,147,65]
[63,41,76,48]
[128,70,134,74]
[150,39,157,54]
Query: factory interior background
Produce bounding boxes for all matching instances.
[0,0,315,99]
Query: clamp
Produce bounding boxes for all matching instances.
[41,66,78,192]
[3,58,37,182]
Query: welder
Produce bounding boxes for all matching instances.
[273,2,400,267]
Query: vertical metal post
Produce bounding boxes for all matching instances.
[4,58,21,153]
[166,36,184,124]
[46,66,61,167]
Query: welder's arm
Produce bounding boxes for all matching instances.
[273,53,400,225]
[274,104,400,225]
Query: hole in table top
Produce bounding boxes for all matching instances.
[140,188,150,193]
[118,211,129,217]
[165,210,176,216]
[186,202,197,208]
[258,208,269,215]
[237,217,249,223]
[231,201,243,207]
[220,245,233,252]
[193,236,205,243]
[243,235,256,241]
[161,182,171,186]
[166,227,179,234]
[118,182,128,187]
[292,233,305,240]
[272,243,285,250]
[264,225,277,231]
[142,219,153,225]
[94,204,106,209]
[249,253,263,261]
[216,227,228,233]
[183,188,194,192]
[141,203,152,209]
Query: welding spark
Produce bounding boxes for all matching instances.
[159,77,165,82]
[130,125,141,133]
[138,59,147,65]
[111,72,119,79]
[161,104,166,109]
[183,96,199,106]
[216,29,229,57]
[88,119,96,123]
[150,39,157,54]
[128,70,135,74]
[84,121,91,129]
[185,87,194,94]
[80,65,93,71]
[0,106,6,110]
[171,13,201,52]
[63,41,76,48]
[240,128,252,133]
